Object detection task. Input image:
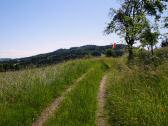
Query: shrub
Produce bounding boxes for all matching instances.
[134,47,168,67]
[105,49,112,57]
[105,48,125,57]
[161,38,168,47]
[91,51,101,56]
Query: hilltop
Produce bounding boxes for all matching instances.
[0,58,11,62]
[0,44,126,71]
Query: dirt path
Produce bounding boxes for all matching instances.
[97,74,108,126]
[32,72,88,126]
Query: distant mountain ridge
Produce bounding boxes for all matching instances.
[0,44,126,71]
[0,58,11,62]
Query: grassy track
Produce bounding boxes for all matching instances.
[106,59,168,126]
[45,60,110,126]
[2,56,167,126]
[0,59,97,126]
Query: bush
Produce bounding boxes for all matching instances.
[161,38,168,47]
[155,47,168,61]
[0,64,4,72]
[134,47,168,67]
[105,48,125,57]
[91,51,101,56]
[105,49,112,57]
[113,49,125,57]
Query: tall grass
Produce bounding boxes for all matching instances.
[0,59,96,126]
[106,59,168,126]
[45,60,110,126]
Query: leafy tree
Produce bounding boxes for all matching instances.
[164,17,168,28]
[0,64,4,72]
[105,0,167,61]
[140,26,159,55]
[91,51,101,56]
[105,44,126,57]
[162,38,168,47]
[105,49,112,57]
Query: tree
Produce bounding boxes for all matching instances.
[162,38,168,47]
[0,64,4,72]
[91,51,101,56]
[164,17,168,28]
[105,49,112,57]
[140,25,159,55]
[105,0,167,61]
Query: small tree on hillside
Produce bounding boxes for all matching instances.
[140,26,159,55]
[105,49,112,57]
[105,0,167,61]
[165,17,168,28]
[162,38,168,47]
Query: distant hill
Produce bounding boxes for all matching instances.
[0,58,11,62]
[0,44,126,71]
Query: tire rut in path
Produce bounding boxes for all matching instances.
[32,72,88,126]
[97,74,108,126]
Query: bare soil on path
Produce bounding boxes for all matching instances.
[97,74,108,126]
[32,72,88,126]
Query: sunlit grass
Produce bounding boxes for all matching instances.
[0,59,96,126]
[45,60,110,126]
[1,56,167,126]
[106,59,168,126]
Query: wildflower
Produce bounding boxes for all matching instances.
[160,106,166,113]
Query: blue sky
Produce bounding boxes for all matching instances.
[0,0,121,58]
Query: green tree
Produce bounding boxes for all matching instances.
[140,26,159,55]
[0,64,4,72]
[105,0,167,61]
[165,17,168,28]
[105,49,112,57]
[162,38,168,47]
[165,17,168,38]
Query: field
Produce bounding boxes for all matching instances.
[0,56,168,126]
[0,59,102,125]
[45,61,108,126]
[106,59,168,126]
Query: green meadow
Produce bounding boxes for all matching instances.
[0,59,98,126]
[0,55,168,126]
[106,59,168,126]
[45,59,111,126]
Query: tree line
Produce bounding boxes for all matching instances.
[0,45,127,72]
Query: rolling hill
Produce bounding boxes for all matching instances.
[0,44,126,72]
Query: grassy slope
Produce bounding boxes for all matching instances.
[1,54,168,126]
[45,59,111,126]
[0,59,97,126]
[106,58,168,126]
